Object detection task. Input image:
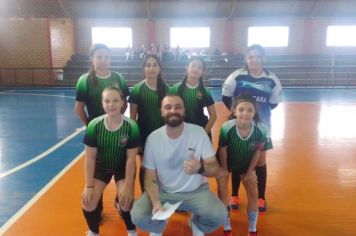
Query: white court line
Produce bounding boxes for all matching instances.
[0,92,75,99]
[0,151,84,235]
[0,127,85,179]
[1,89,75,92]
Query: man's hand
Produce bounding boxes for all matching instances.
[183,153,201,175]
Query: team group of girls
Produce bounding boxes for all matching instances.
[75,43,281,236]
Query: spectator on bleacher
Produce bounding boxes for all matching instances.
[180,49,190,63]
[148,43,158,57]
[126,45,131,61]
[221,44,282,215]
[170,57,217,139]
[139,44,146,60]
[213,47,221,56]
[175,45,181,62]
[128,54,170,192]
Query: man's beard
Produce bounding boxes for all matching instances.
[163,113,184,127]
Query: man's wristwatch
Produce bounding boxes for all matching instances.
[198,160,205,174]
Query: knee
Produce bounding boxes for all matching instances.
[130,202,140,225]
[207,201,227,226]
[131,201,147,226]
[243,180,258,195]
[82,201,98,212]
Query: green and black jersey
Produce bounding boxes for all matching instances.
[170,82,215,128]
[84,115,140,173]
[76,71,129,122]
[219,119,266,173]
[128,80,169,144]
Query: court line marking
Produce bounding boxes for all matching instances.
[0,127,85,179]
[0,151,84,235]
[0,92,75,98]
[1,89,75,92]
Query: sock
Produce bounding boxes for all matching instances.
[98,196,103,215]
[231,169,241,197]
[83,205,101,233]
[224,207,232,231]
[248,211,258,232]
[139,167,145,193]
[255,165,267,199]
[120,208,136,231]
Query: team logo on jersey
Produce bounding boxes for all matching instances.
[119,136,129,147]
[254,95,267,103]
[250,142,264,150]
[196,91,203,99]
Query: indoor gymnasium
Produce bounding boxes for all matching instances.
[0,0,356,235]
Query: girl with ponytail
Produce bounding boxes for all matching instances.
[170,57,217,137]
[128,54,169,191]
[75,43,129,125]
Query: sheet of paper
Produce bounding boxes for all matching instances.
[151,201,183,220]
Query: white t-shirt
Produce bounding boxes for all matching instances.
[143,122,215,193]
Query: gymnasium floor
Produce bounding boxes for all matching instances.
[0,87,356,236]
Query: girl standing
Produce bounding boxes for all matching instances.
[75,43,130,218]
[170,57,217,136]
[75,43,129,125]
[128,55,169,190]
[218,93,266,236]
[222,44,282,213]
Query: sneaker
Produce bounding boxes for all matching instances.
[149,233,162,236]
[249,231,258,236]
[86,230,99,236]
[189,216,204,236]
[127,230,138,236]
[229,196,240,210]
[224,230,232,236]
[224,212,232,231]
[258,198,267,214]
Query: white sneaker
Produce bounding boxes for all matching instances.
[189,217,204,236]
[149,232,162,236]
[127,230,138,236]
[224,212,232,231]
[86,230,99,236]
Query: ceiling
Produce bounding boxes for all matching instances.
[1,0,356,19]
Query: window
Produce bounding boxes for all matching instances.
[248,26,289,47]
[170,27,210,48]
[91,27,132,48]
[327,25,356,47]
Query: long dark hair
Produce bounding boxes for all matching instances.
[143,54,167,104]
[228,92,261,123]
[89,43,111,87]
[178,57,207,105]
[244,44,269,76]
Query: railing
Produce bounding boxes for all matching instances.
[1,65,356,88]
